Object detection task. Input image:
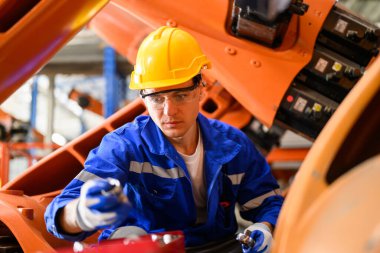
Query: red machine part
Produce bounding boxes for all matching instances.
[55,231,185,253]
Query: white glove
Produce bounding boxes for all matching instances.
[241,223,273,253]
[76,178,131,231]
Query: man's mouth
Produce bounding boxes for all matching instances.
[162,121,180,127]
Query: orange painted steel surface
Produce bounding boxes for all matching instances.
[0,143,9,187]
[0,0,109,104]
[200,83,252,129]
[89,2,152,65]
[266,148,309,164]
[0,190,72,252]
[273,55,380,253]
[90,0,335,127]
[285,155,380,253]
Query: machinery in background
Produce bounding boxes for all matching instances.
[276,3,379,139]
[230,0,309,48]
[0,0,379,252]
[0,109,59,187]
[230,0,379,140]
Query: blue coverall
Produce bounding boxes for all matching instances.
[45,113,283,247]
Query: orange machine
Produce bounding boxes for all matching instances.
[0,0,379,252]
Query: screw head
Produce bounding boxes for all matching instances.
[225,46,237,55]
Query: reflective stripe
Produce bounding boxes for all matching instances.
[227,173,245,185]
[75,170,103,182]
[129,161,185,179]
[239,189,281,211]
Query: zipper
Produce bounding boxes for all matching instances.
[165,153,197,223]
[208,165,223,198]
[206,164,223,220]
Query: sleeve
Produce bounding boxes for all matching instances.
[44,132,131,241]
[236,137,284,227]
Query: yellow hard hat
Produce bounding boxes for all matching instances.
[129,26,211,90]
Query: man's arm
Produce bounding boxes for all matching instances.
[45,132,132,240]
[58,199,82,234]
[54,178,131,236]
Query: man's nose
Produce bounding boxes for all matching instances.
[163,97,178,116]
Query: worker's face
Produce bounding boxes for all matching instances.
[142,79,203,141]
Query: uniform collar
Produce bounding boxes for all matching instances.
[141,117,171,155]
[197,114,241,164]
[141,114,241,163]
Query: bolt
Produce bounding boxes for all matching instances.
[250,59,261,67]
[225,46,237,55]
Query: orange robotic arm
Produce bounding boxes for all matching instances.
[0,0,379,252]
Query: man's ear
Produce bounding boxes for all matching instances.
[199,86,206,101]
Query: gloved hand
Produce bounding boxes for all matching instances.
[241,223,272,253]
[76,178,131,231]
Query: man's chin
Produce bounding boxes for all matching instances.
[162,129,184,139]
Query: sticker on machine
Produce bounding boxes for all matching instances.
[314,58,329,73]
[293,97,308,113]
[334,19,348,34]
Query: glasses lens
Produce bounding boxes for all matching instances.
[145,89,197,109]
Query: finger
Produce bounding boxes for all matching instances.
[251,232,265,252]
[87,195,121,211]
[86,210,117,226]
[256,245,268,253]
[86,180,114,195]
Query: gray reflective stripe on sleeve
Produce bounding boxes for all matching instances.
[75,170,103,183]
[227,173,245,185]
[239,189,281,211]
[129,161,185,179]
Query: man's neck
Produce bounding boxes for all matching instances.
[169,124,199,155]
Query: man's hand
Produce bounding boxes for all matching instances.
[76,178,131,231]
[241,223,273,253]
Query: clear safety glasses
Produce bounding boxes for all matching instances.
[140,83,199,109]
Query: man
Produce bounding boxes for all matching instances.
[45,26,283,253]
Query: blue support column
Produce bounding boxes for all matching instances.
[119,74,127,106]
[103,47,119,118]
[27,76,39,145]
[30,76,39,130]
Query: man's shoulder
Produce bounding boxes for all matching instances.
[114,115,149,133]
[205,117,245,138]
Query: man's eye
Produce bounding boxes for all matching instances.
[174,93,189,101]
[150,96,164,104]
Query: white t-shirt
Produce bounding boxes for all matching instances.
[178,130,207,224]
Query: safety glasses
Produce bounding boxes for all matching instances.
[140,83,199,109]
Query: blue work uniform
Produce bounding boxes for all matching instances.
[45,113,283,247]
